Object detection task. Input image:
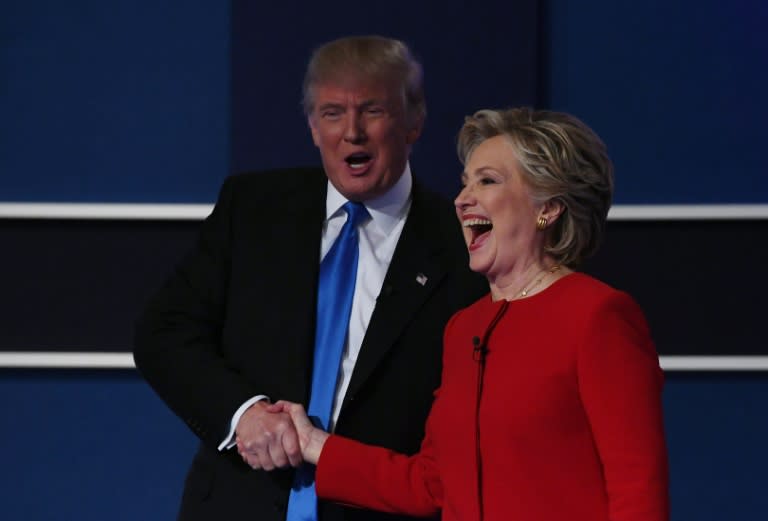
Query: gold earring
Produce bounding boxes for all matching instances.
[536,216,547,230]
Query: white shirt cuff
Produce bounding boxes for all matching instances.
[217,395,270,451]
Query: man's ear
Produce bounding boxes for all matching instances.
[405,115,424,145]
[308,116,320,147]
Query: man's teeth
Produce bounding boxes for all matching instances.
[346,155,371,169]
[463,218,492,227]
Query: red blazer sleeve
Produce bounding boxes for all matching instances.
[315,400,444,517]
[577,291,670,521]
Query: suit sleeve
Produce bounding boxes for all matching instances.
[315,391,444,517]
[133,176,258,447]
[577,292,670,521]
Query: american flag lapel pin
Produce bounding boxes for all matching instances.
[416,273,428,286]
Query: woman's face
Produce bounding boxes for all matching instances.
[454,135,544,281]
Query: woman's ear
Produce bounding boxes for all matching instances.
[540,198,565,225]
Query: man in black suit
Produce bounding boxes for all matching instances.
[133,35,486,521]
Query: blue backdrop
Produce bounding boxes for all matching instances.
[547,0,768,204]
[2,1,767,521]
[3,0,765,203]
[2,371,767,520]
[0,0,229,202]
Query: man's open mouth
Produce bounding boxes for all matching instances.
[345,152,372,169]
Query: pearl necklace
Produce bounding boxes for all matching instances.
[514,265,561,299]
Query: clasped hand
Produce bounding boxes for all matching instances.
[236,400,326,470]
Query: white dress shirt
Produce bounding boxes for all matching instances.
[219,165,412,450]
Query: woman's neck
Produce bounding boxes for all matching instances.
[489,257,570,301]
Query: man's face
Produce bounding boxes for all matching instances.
[308,78,422,201]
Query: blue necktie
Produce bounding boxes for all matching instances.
[286,201,369,521]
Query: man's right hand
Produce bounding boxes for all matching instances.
[235,400,302,470]
[268,401,330,465]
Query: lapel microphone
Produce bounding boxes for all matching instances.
[472,336,488,363]
[471,301,510,364]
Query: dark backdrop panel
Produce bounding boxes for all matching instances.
[2,219,766,355]
[0,219,199,350]
[231,0,541,201]
[0,0,229,203]
[584,220,768,355]
[546,0,768,204]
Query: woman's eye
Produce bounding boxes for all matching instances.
[480,177,495,185]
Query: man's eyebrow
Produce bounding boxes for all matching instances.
[359,99,386,108]
[316,102,344,111]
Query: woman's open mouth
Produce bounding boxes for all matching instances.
[462,216,493,250]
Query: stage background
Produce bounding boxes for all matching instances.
[1,0,767,520]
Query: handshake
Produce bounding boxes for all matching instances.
[235,401,329,470]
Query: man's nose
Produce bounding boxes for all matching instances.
[342,113,366,143]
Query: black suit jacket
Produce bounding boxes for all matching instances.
[134,168,487,521]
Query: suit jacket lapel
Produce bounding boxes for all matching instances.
[340,182,453,410]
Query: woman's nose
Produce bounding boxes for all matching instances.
[454,184,473,209]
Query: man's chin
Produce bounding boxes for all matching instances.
[332,175,395,201]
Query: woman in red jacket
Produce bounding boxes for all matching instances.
[246,107,669,521]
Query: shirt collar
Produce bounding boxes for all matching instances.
[325,162,413,235]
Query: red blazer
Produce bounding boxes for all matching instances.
[317,273,669,521]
